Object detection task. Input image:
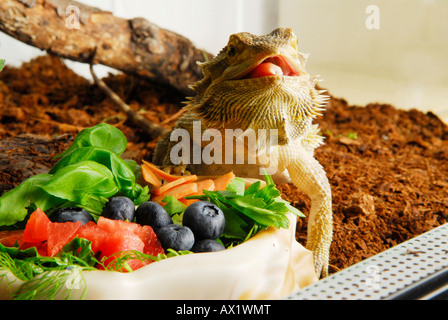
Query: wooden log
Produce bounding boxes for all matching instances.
[0,0,212,96]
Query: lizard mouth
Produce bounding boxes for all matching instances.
[239,55,302,79]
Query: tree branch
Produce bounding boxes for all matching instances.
[89,62,169,138]
[0,0,212,96]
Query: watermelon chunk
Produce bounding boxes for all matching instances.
[97,231,146,271]
[47,221,82,256]
[135,225,165,256]
[82,217,164,271]
[17,210,164,271]
[22,208,51,243]
[76,221,108,252]
[96,216,140,234]
[0,230,24,247]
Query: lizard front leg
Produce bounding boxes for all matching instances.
[287,154,332,278]
[152,129,189,175]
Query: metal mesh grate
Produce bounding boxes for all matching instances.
[287,223,448,300]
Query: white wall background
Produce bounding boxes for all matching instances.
[279,0,448,120]
[1,0,447,122]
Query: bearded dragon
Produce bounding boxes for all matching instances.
[153,28,332,278]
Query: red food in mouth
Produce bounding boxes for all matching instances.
[244,55,301,79]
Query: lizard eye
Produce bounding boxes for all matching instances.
[227,45,237,57]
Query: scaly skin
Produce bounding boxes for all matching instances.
[153,28,332,278]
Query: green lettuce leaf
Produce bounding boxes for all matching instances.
[54,123,127,159]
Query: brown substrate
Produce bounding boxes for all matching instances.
[1,55,447,274]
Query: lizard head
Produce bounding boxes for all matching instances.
[187,28,328,143]
[198,28,306,82]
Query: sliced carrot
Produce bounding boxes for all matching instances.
[152,182,198,204]
[141,160,184,183]
[179,179,215,206]
[213,171,235,191]
[179,198,198,206]
[196,179,215,193]
[152,175,198,196]
[141,162,162,187]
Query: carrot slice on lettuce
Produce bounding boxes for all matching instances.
[213,171,235,191]
[152,182,198,204]
[152,175,198,196]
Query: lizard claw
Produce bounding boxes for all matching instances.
[307,238,330,278]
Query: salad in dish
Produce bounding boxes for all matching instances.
[0,124,313,300]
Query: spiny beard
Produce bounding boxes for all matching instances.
[189,76,328,144]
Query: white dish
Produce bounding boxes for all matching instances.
[1,212,317,300]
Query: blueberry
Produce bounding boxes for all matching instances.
[182,201,225,240]
[51,207,94,225]
[101,196,135,221]
[192,239,226,253]
[135,201,172,232]
[157,224,195,251]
